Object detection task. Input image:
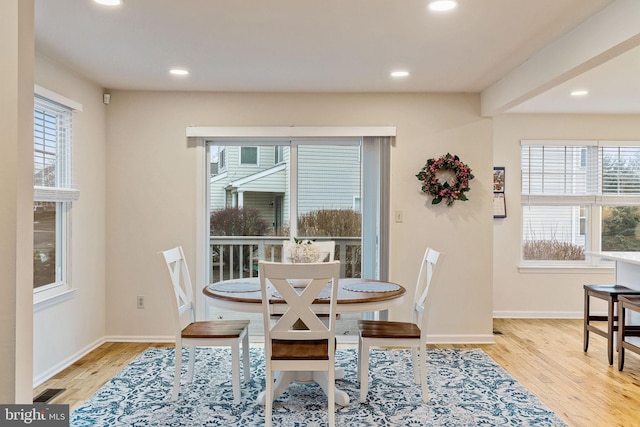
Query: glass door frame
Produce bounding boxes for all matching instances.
[190,127,394,321]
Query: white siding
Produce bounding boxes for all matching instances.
[236,168,286,192]
[244,192,278,232]
[209,172,228,211]
[297,145,360,214]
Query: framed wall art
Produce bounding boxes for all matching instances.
[493,167,506,218]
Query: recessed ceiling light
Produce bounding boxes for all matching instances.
[170,68,190,76]
[94,0,123,6]
[570,90,589,97]
[391,71,410,78]
[428,1,458,12]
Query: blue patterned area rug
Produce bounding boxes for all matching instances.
[71,347,566,426]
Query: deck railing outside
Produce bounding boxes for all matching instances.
[209,236,362,282]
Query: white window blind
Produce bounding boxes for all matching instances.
[34,95,79,202]
[601,146,640,204]
[521,142,640,206]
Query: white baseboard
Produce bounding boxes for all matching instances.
[105,335,174,343]
[33,337,106,388]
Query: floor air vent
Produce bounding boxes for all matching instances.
[33,388,65,403]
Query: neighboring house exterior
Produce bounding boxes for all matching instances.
[210,144,361,234]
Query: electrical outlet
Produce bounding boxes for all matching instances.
[137,295,145,309]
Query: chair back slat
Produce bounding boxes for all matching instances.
[414,248,443,330]
[160,246,196,331]
[269,276,333,336]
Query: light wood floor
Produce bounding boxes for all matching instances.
[34,319,640,427]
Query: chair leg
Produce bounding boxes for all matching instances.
[328,363,335,427]
[607,297,615,365]
[583,290,590,352]
[419,346,429,404]
[359,340,370,403]
[186,345,196,383]
[231,343,241,404]
[242,333,250,384]
[172,346,182,401]
[264,367,273,427]
[411,347,419,384]
[356,335,362,383]
[618,302,626,371]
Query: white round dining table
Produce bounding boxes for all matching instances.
[203,277,406,406]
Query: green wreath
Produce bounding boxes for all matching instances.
[416,153,474,206]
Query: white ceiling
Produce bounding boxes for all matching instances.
[34,0,640,115]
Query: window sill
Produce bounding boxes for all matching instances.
[34,288,77,312]
[518,264,614,274]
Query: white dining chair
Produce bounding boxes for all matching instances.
[356,247,442,403]
[282,240,335,262]
[160,246,250,403]
[258,260,340,427]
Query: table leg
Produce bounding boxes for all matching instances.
[257,371,295,405]
[313,371,349,406]
[257,368,349,406]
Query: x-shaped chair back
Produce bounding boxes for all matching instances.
[260,261,340,343]
[162,246,196,330]
[413,247,441,329]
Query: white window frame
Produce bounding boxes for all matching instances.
[219,148,226,170]
[239,146,259,167]
[353,196,361,212]
[33,86,81,308]
[274,146,284,164]
[520,139,640,269]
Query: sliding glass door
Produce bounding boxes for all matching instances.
[205,136,388,336]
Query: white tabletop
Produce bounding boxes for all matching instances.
[588,251,640,266]
[203,277,406,314]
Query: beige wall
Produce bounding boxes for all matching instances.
[0,0,34,403]
[493,114,640,317]
[32,53,107,383]
[105,91,495,343]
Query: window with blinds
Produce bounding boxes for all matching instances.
[34,95,79,202]
[33,93,79,292]
[521,141,640,262]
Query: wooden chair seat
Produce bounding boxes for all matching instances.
[182,320,250,339]
[272,339,329,360]
[617,295,640,371]
[583,284,640,365]
[357,320,421,339]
